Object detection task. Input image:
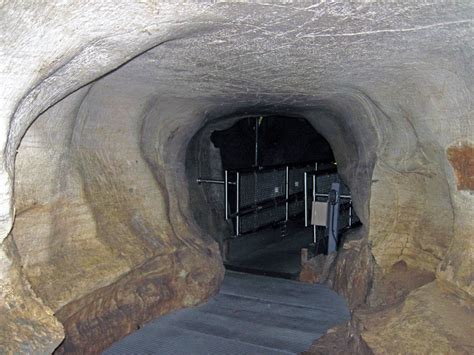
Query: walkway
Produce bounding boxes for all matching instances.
[104,271,350,355]
[225,227,314,279]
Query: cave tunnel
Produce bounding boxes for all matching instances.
[1,2,473,354]
[190,113,361,279]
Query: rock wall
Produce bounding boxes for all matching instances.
[1,1,472,353]
[10,71,224,353]
[301,69,473,353]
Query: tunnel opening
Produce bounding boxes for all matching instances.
[2,2,473,354]
[8,70,461,353]
[187,113,361,279]
[6,12,391,349]
[9,64,380,353]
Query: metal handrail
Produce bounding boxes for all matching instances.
[225,161,334,174]
[197,164,351,238]
[227,192,305,219]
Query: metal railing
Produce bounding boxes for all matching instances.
[197,163,356,239]
[198,163,313,237]
[303,168,354,246]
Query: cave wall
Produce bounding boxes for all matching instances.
[300,74,473,352]
[1,1,472,354]
[186,117,233,250]
[11,73,224,353]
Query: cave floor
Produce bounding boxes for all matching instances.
[225,220,314,279]
[104,271,350,355]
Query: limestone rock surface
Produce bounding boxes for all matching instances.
[0,1,472,353]
[360,281,474,354]
[0,239,64,354]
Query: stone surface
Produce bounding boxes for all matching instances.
[9,73,225,353]
[299,254,330,285]
[302,323,373,355]
[300,227,373,309]
[55,249,223,353]
[361,281,474,354]
[447,141,474,191]
[0,1,472,353]
[301,227,470,354]
[327,230,374,309]
[0,238,64,354]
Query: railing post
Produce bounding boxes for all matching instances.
[304,172,308,227]
[254,116,259,167]
[236,171,240,236]
[224,170,228,220]
[285,166,289,222]
[312,174,317,244]
[349,199,352,226]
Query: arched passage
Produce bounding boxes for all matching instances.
[1,2,472,354]
[187,112,363,277]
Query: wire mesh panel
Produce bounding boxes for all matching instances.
[238,168,286,233]
[313,173,350,196]
[239,173,256,208]
[239,169,286,208]
[240,205,286,234]
[315,173,338,194]
[233,166,357,236]
[288,165,311,218]
[289,199,305,217]
[255,169,286,204]
[289,166,307,195]
[236,165,312,234]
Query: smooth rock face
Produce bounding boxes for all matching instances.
[447,142,474,191]
[361,281,474,354]
[0,1,472,354]
[299,227,374,310]
[10,69,225,352]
